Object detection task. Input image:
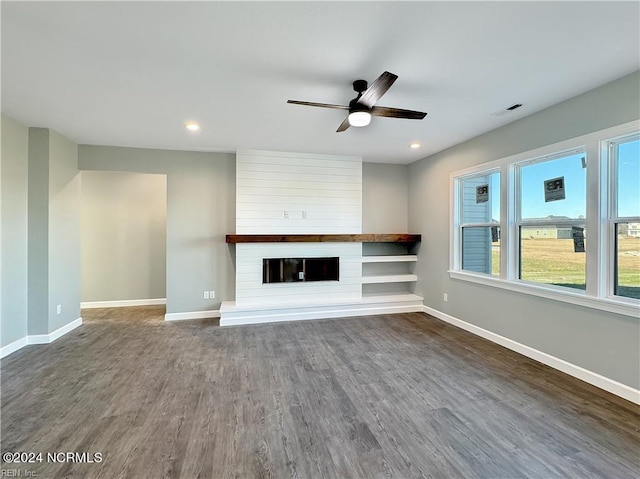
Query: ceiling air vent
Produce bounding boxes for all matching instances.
[491,103,525,117]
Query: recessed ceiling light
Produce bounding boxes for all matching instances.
[409,143,421,149]
[184,121,201,132]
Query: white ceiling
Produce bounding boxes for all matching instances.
[2,1,639,164]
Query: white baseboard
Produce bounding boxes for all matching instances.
[0,337,28,358]
[164,310,221,321]
[81,298,166,309]
[47,317,83,342]
[1,317,83,359]
[422,305,640,405]
[26,333,52,345]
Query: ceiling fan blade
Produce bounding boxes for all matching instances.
[371,106,427,120]
[287,100,349,110]
[357,71,398,108]
[336,116,351,132]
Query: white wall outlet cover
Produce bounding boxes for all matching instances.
[203,291,209,299]
[56,304,62,314]
[209,291,215,299]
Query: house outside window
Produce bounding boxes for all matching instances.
[458,171,500,276]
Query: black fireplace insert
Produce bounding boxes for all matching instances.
[263,257,339,283]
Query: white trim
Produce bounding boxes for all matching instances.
[449,270,639,317]
[220,294,424,326]
[29,317,83,344]
[81,298,166,309]
[47,317,83,342]
[0,317,83,358]
[0,337,28,358]
[220,304,423,327]
[422,305,640,405]
[27,333,52,345]
[164,310,221,321]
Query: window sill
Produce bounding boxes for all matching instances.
[448,270,639,318]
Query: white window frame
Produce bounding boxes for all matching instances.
[453,168,501,275]
[450,119,640,318]
[605,132,640,301]
[514,147,587,292]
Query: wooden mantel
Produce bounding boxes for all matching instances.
[225,234,421,244]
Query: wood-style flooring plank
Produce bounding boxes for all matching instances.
[1,307,638,478]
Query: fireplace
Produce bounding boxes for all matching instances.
[263,257,339,283]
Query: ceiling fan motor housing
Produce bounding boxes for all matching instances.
[353,79,368,93]
[348,98,370,113]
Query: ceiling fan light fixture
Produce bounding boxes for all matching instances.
[348,110,371,127]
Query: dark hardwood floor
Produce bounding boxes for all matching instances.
[1,307,638,478]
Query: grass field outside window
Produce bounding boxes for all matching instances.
[615,232,640,299]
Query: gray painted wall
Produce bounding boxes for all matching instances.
[48,130,81,331]
[362,163,408,233]
[2,120,81,344]
[78,146,236,314]
[1,116,29,347]
[81,171,167,302]
[408,71,640,389]
[27,128,50,335]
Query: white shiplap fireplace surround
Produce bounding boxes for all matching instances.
[219,150,423,326]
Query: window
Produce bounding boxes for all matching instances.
[450,120,639,317]
[608,134,640,299]
[458,171,500,276]
[516,151,586,290]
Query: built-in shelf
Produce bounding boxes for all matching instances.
[361,274,418,284]
[361,292,424,303]
[361,255,418,263]
[361,240,420,298]
[226,234,421,244]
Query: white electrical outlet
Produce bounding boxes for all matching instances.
[284,210,289,219]
[203,291,209,300]
[209,291,215,299]
[56,304,62,314]
[443,293,448,302]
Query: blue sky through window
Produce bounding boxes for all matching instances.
[520,153,586,220]
[479,140,638,222]
[617,138,640,218]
